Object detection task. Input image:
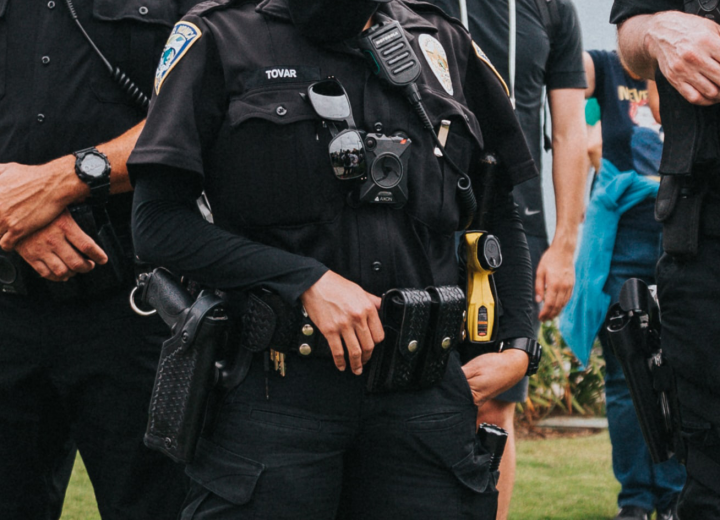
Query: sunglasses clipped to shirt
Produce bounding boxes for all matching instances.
[306,78,412,207]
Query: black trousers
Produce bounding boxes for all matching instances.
[657,233,720,519]
[181,351,498,520]
[0,288,188,520]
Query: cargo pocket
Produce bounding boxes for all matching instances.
[0,0,8,101]
[452,442,498,519]
[90,0,177,106]
[185,437,265,506]
[212,84,346,228]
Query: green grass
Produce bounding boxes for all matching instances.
[61,432,619,520]
[511,431,620,519]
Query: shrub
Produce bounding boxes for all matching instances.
[517,320,606,424]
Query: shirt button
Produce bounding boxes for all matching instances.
[47,1,55,8]
[372,261,382,272]
[41,56,51,65]
[276,106,287,116]
[37,114,45,123]
[138,6,149,15]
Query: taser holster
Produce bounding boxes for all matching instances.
[138,268,230,464]
[605,278,683,463]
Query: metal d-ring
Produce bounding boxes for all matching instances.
[129,286,156,316]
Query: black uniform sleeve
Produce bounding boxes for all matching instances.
[545,0,587,91]
[128,15,226,178]
[132,166,329,303]
[610,0,682,24]
[485,177,536,342]
[463,40,538,186]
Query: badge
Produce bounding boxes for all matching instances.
[472,41,509,97]
[419,34,453,96]
[154,21,203,95]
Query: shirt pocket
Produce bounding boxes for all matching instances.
[215,84,346,229]
[90,0,177,105]
[405,86,484,236]
[0,0,8,101]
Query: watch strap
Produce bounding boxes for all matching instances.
[74,147,111,205]
[501,337,542,376]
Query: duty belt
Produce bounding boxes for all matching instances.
[237,285,467,392]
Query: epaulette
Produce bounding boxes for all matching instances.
[187,0,251,17]
[401,0,470,34]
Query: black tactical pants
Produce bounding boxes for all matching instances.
[0,289,188,520]
[180,351,498,520]
[657,232,720,519]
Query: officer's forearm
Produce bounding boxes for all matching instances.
[617,15,661,80]
[486,189,535,341]
[132,167,328,303]
[57,121,145,204]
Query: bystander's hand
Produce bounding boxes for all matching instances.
[462,349,529,409]
[300,270,384,375]
[534,241,575,321]
[0,157,82,250]
[15,209,108,282]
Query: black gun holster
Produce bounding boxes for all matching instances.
[138,268,231,464]
[605,278,684,464]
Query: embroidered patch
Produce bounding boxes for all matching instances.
[419,34,453,96]
[472,41,509,97]
[154,21,202,95]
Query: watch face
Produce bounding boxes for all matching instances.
[81,154,108,178]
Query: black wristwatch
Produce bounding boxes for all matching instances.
[500,337,542,376]
[74,147,111,205]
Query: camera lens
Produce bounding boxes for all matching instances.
[0,256,18,285]
[371,153,403,189]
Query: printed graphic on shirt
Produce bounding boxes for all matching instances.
[419,34,453,96]
[155,22,203,95]
[471,41,509,96]
[620,85,663,179]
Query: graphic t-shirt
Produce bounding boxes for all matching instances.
[589,49,663,178]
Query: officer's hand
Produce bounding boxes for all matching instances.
[15,210,108,282]
[0,158,76,250]
[646,12,720,106]
[300,271,384,375]
[535,242,574,322]
[461,350,528,409]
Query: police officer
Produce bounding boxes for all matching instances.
[0,1,197,518]
[129,0,539,518]
[612,1,720,518]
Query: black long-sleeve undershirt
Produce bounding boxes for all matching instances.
[132,165,535,339]
[132,166,328,304]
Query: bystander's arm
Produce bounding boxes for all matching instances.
[534,88,587,321]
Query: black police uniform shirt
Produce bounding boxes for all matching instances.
[129,0,538,341]
[427,0,586,240]
[0,0,196,251]
[610,0,680,23]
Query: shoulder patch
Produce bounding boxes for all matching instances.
[419,34,453,96]
[472,41,509,97]
[155,21,203,95]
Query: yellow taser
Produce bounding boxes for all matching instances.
[464,231,503,343]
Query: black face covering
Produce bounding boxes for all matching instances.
[287,0,388,43]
